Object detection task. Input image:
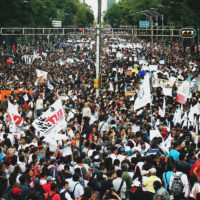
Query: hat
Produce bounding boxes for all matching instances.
[47,176,56,182]
[149,168,156,174]
[40,158,47,164]
[126,150,133,156]
[97,170,103,178]
[50,159,57,164]
[12,187,22,195]
[119,147,125,152]
[141,170,148,176]
[133,181,141,187]
[71,140,76,145]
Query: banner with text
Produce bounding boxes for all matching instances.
[32,99,66,137]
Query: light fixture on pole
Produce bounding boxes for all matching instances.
[150,8,164,41]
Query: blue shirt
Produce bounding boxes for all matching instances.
[166,149,180,160]
[163,171,173,190]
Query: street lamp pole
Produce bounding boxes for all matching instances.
[131,11,154,43]
[96,0,101,98]
[161,14,164,41]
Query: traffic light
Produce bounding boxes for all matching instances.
[180,28,196,38]
[94,78,98,89]
[100,74,106,89]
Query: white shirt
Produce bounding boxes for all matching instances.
[17,161,26,173]
[35,99,43,110]
[82,106,91,118]
[67,129,74,139]
[112,177,126,199]
[108,153,117,163]
[169,171,190,198]
[190,182,200,199]
[68,181,84,199]
[98,121,108,135]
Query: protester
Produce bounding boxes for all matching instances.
[0,35,199,200]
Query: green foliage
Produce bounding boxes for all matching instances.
[0,0,94,27]
[104,0,199,28]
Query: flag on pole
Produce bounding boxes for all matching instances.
[134,73,151,110]
[150,126,163,141]
[173,107,182,125]
[158,98,166,117]
[36,69,48,79]
[176,76,191,104]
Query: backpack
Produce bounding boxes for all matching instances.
[46,192,57,200]
[1,187,13,200]
[35,190,45,200]
[171,173,184,196]
[69,183,79,200]
[115,180,124,196]
[95,180,102,191]
[60,190,68,200]
[49,167,58,178]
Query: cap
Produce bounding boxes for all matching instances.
[47,176,56,182]
[149,168,156,174]
[132,181,141,187]
[71,140,76,145]
[40,158,47,164]
[50,159,57,164]
[141,170,148,176]
[12,187,22,195]
[119,147,125,152]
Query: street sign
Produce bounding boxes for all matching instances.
[180,28,196,38]
[139,21,150,28]
[52,20,62,28]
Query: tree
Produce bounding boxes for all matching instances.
[0,0,94,27]
[104,0,199,28]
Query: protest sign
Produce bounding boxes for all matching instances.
[32,99,66,137]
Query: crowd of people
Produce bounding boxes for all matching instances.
[0,34,199,200]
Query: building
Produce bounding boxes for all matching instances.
[107,0,116,10]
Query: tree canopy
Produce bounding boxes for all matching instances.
[0,0,94,27]
[104,0,200,28]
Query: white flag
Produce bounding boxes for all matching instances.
[134,74,151,110]
[8,101,23,126]
[182,112,188,128]
[163,134,172,153]
[173,107,182,125]
[36,69,48,79]
[150,126,162,141]
[158,98,166,117]
[32,99,66,137]
[176,76,191,104]
[191,103,200,115]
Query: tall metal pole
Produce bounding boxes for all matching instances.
[96,0,101,98]
[151,16,153,44]
[162,14,164,41]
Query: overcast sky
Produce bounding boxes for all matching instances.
[85,0,108,19]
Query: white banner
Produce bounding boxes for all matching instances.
[32,99,66,137]
[36,69,48,79]
[149,65,158,71]
[163,88,172,97]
